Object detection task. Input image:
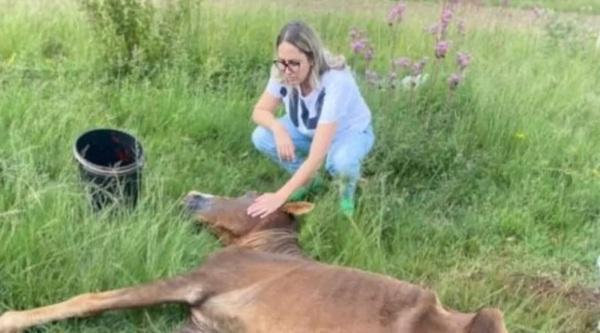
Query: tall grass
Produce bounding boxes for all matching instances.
[1,0,599,332]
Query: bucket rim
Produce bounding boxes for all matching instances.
[73,128,144,177]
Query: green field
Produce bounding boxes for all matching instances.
[1,0,599,332]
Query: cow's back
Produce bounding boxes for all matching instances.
[191,249,475,332]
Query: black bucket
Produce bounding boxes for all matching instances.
[73,128,144,211]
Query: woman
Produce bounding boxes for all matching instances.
[247,21,374,218]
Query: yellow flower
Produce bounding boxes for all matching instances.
[5,53,15,66]
[513,131,526,140]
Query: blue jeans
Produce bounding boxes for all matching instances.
[251,116,375,199]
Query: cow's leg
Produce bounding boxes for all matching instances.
[173,319,219,333]
[0,275,208,333]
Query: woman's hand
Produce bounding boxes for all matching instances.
[272,126,296,162]
[247,192,287,218]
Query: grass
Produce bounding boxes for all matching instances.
[1,0,599,332]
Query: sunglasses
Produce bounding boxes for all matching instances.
[273,59,302,72]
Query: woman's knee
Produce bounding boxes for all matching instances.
[326,153,361,179]
[251,126,275,152]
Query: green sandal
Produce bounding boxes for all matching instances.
[339,196,355,217]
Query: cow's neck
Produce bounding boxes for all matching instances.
[235,229,303,257]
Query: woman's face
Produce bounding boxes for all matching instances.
[275,41,312,87]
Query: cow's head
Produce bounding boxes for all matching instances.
[184,191,313,246]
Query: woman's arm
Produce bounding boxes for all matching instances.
[247,122,337,218]
[276,122,336,198]
[252,91,296,162]
[252,90,282,130]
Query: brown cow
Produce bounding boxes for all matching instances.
[0,191,508,333]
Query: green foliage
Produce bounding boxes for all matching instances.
[78,0,196,78]
[541,12,597,54]
[0,1,599,332]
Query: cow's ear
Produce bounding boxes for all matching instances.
[281,202,314,215]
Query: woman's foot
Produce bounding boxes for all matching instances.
[339,196,355,217]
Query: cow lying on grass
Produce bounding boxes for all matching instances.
[0,191,508,332]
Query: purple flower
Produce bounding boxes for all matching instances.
[363,46,374,62]
[448,73,463,89]
[365,69,380,87]
[393,57,412,70]
[440,7,453,27]
[387,1,407,26]
[532,6,545,19]
[426,24,440,36]
[439,7,454,39]
[435,41,450,59]
[349,27,361,40]
[351,39,367,54]
[456,52,471,71]
[457,20,466,36]
[387,71,398,88]
[412,58,427,76]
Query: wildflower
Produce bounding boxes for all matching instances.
[426,24,440,36]
[349,27,361,40]
[447,73,462,89]
[457,20,466,36]
[412,58,427,76]
[440,7,453,27]
[6,53,15,66]
[513,131,527,140]
[363,46,374,62]
[365,69,380,87]
[532,6,545,19]
[401,73,428,89]
[387,1,406,26]
[457,52,471,71]
[392,57,412,70]
[439,7,454,38]
[351,39,367,54]
[435,41,450,59]
[387,71,398,88]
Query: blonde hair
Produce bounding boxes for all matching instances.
[271,21,346,88]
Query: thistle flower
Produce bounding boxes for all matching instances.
[457,20,466,36]
[532,6,545,19]
[351,39,367,54]
[440,7,453,27]
[401,73,428,89]
[393,57,412,70]
[387,1,407,26]
[426,24,440,36]
[364,46,374,62]
[435,40,450,59]
[387,71,398,88]
[439,7,454,38]
[456,52,471,71]
[365,69,380,87]
[447,73,463,89]
[349,27,361,40]
[349,28,375,62]
[412,58,427,76]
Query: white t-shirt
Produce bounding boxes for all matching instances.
[265,67,372,137]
